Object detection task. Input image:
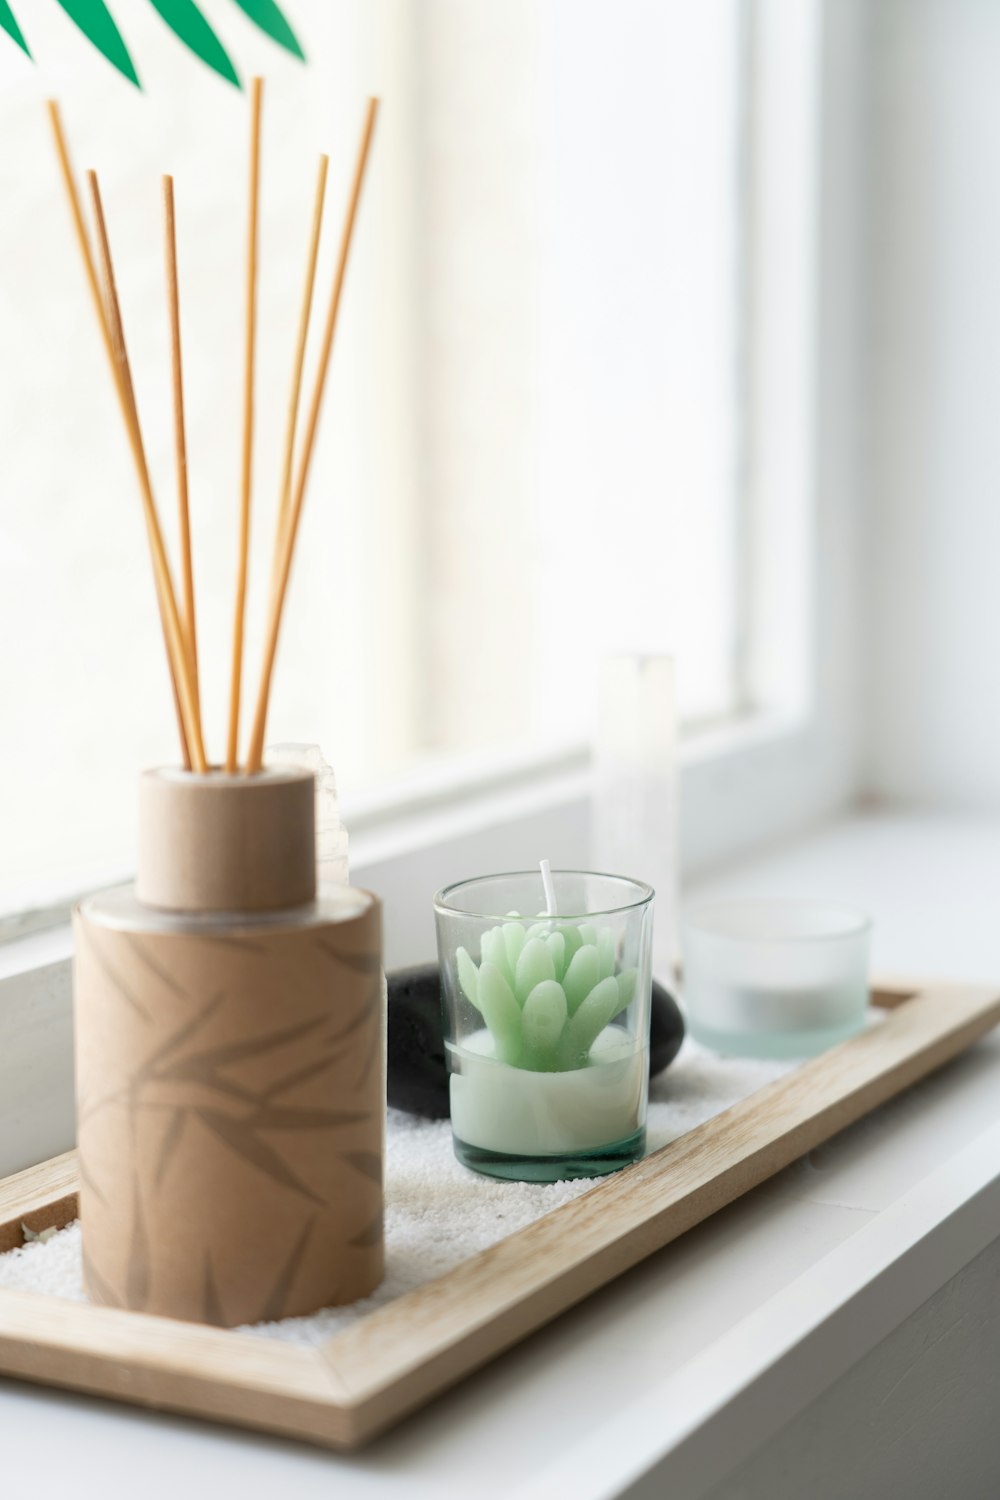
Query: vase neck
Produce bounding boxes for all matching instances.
[136,766,316,914]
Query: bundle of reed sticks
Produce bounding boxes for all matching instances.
[47,81,378,775]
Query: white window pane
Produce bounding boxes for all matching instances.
[415,0,743,752]
[538,0,742,730]
[0,1,744,899]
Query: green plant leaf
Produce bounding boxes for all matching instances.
[148,0,240,87]
[229,0,304,60]
[0,1,31,57]
[557,975,624,1070]
[54,0,139,86]
[477,961,523,1066]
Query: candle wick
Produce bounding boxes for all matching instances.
[540,858,557,919]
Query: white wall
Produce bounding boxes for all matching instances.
[865,0,1000,808]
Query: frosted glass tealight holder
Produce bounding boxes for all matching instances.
[265,742,349,888]
[683,899,871,1059]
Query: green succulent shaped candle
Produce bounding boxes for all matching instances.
[455,916,637,1072]
[437,865,653,1177]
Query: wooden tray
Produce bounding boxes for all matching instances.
[1,977,998,1451]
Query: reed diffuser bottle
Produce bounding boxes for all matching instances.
[74,767,384,1327]
[51,77,384,1326]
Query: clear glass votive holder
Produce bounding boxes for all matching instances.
[434,871,654,1182]
[683,898,871,1059]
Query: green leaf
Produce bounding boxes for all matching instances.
[557,976,624,1070]
[502,919,526,977]
[521,979,567,1068]
[545,930,566,979]
[562,944,601,1016]
[54,0,139,86]
[476,961,523,1066]
[514,937,556,1004]
[229,0,304,60]
[480,925,512,985]
[0,1,31,57]
[148,0,240,87]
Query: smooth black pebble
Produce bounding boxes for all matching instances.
[387,963,685,1120]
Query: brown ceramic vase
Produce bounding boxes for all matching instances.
[73,767,384,1328]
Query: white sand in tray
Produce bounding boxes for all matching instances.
[0,1040,792,1345]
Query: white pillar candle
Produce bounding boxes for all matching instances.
[592,655,677,981]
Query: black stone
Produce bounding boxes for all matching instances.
[649,979,686,1076]
[387,963,685,1120]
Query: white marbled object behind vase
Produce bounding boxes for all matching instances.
[591,655,678,981]
[266,743,350,889]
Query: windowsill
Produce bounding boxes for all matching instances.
[0,706,825,951]
[344,708,807,849]
[347,706,828,869]
[0,923,74,983]
[346,738,591,870]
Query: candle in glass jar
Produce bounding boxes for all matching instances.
[448,910,643,1154]
[435,870,655,1179]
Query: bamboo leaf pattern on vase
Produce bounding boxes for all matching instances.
[125,1183,151,1308]
[194,1108,327,1206]
[3,0,303,86]
[255,1218,316,1322]
[112,977,378,1205]
[75,920,384,1323]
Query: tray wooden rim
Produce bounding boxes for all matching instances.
[0,977,998,1450]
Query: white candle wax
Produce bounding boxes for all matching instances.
[449,1026,646,1156]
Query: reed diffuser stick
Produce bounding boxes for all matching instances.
[163,175,203,746]
[245,98,378,775]
[270,152,329,598]
[87,170,208,772]
[225,75,263,773]
[46,100,198,769]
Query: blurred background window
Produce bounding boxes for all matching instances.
[0,0,754,902]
